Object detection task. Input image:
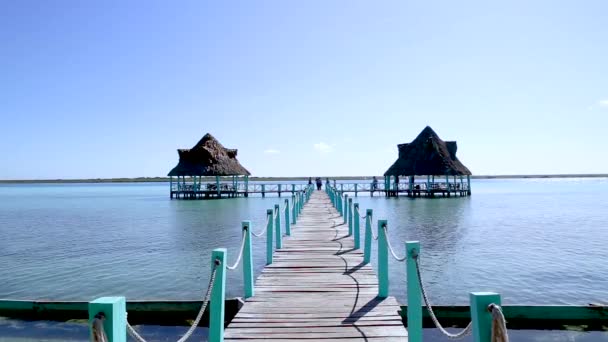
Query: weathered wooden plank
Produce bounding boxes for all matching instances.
[225,191,408,341]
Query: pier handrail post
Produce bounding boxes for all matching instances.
[285,199,291,236]
[470,292,501,342]
[354,183,358,197]
[292,194,297,224]
[261,184,265,198]
[300,191,304,212]
[348,198,353,236]
[266,209,273,265]
[353,203,360,249]
[209,248,226,342]
[406,241,422,342]
[364,209,373,263]
[242,221,254,298]
[274,204,282,249]
[88,296,126,342]
[343,194,348,224]
[378,220,389,298]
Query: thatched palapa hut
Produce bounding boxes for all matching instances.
[384,126,472,197]
[168,133,251,199]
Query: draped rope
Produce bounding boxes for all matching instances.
[252,216,270,238]
[490,304,509,342]
[126,263,218,342]
[414,255,472,339]
[383,226,406,262]
[91,313,108,342]
[226,229,247,270]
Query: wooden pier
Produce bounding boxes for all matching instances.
[170,182,311,199]
[224,191,408,341]
[333,179,471,198]
[85,186,509,342]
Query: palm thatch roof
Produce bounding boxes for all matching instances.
[167,134,251,177]
[384,126,471,176]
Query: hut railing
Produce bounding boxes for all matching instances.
[326,186,508,342]
[89,185,315,342]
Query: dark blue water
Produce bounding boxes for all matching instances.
[1,179,607,306]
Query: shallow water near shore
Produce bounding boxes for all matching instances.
[1,179,607,306]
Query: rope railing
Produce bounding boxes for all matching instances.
[383,226,406,262]
[126,263,219,342]
[91,312,108,342]
[227,229,247,270]
[251,215,269,238]
[413,254,472,339]
[490,304,509,342]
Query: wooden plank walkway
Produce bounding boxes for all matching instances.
[225,191,408,341]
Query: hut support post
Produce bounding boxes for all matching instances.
[274,204,282,249]
[88,296,126,342]
[353,203,360,249]
[470,292,501,342]
[364,209,373,263]
[467,175,471,195]
[266,209,273,265]
[406,241,422,342]
[446,174,450,197]
[216,176,220,197]
[242,221,254,298]
[209,248,226,342]
[377,220,389,298]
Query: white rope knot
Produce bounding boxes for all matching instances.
[489,303,509,342]
[92,313,108,342]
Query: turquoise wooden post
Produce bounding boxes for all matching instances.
[285,199,291,236]
[88,297,126,342]
[354,183,358,197]
[215,176,220,196]
[406,241,422,342]
[471,292,501,342]
[266,209,273,265]
[446,174,449,190]
[364,209,373,263]
[278,184,282,197]
[261,184,265,197]
[209,248,226,342]
[340,183,344,193]
[353,203,360,249]
[348,198,353,235]
[343,194,348,224]
[378,220,389,298]
[467,175,472,195]
[292,184,295,193]
[274,204,282,249]
[292,194,297,224]
[242,221,254,298]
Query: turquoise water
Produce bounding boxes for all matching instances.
[1,179,607,306]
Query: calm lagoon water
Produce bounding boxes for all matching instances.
[0,179,607,306]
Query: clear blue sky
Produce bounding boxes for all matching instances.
[1,1,607,179]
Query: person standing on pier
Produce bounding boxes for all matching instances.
[315,177,322,191]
